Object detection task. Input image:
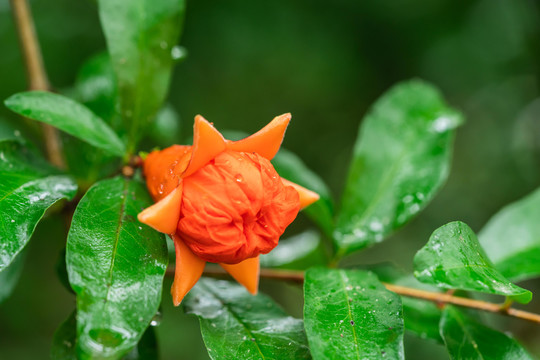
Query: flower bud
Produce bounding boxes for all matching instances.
[178,150,300,263]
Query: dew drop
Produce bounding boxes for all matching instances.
[235,174,244,183]
[171,45,187,62]
[150,311,162,327]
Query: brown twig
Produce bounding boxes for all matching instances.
[10,0,64,168]
[165,266,540,325]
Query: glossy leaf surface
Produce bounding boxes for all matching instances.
[51,311,159,360]
[260,230,327,270]
[4,91,125,156]
[334,80,463,256]
[0,140,77,271]
[370,264,442,343]
[66,176,168,358]
[440,306,533,360]
[273,149,334,237]
[184,278,310,360]
[304,268,404,359]
[479,187,540,281]
[98,0,186,152]
[414,221,532,303]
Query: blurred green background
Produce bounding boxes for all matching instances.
[1,0,540,358]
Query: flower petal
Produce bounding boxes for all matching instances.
[171,235,206,306]
[182,115,227,178]
[219,256,260,295]
[281,178,320,209]
[226,113,291,160]
[137,184,183,234]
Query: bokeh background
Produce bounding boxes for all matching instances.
[1,0,540,358]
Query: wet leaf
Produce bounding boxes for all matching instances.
[184,278,310,360]
[4,91,125,156]
[334,80,463,256]
[479,187,540,282]
[370,264,443,343]
[98,0,186,153]
[66,176,168,358]
[260,229,327,270]
[0,140,77,271]
[273,149,334,237]
[440,306,534,360]
[51,311,159,360]
[414,221,532,303]
[304,268,404,360]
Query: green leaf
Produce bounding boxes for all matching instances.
[0,140,77,271]
[440,306,534,360]
[414,221,532,304]
[66,176,168,358]
[334,80,463,256]
[304,268,404,359]
[51,311,159,360]
[273,149,334,238]
[4,91,125,156]
[479,187,540,282]
[369,264,443,343]
[51,311,77,360]
[260,229,327,270]
[98,0,186,154]
[184,278,310,360]
[0,250,26,303]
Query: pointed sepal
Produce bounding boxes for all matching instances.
[171,235,206,306]
[227,113,291,160]
[281,178,320,209]
[137,184,183,234]
[220,256,260,295]
[182,115,227,178]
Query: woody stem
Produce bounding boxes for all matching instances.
[169,266,540,325]
[10,0,64,168]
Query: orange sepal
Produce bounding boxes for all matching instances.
[281,178,320,209]
[219,256,260,295]
[137,184,183,234]
[171,235,206,306]
[226,113,291,160]
[182,115,226,178]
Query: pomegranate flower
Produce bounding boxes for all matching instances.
[138,113,319,305]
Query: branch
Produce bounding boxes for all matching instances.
[165,266,540,325]
[10,0,65,168]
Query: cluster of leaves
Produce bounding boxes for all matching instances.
[1,0,540,359]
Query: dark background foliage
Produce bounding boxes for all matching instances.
[1,0,540,358]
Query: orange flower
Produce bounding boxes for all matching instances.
[138,114,319,305]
